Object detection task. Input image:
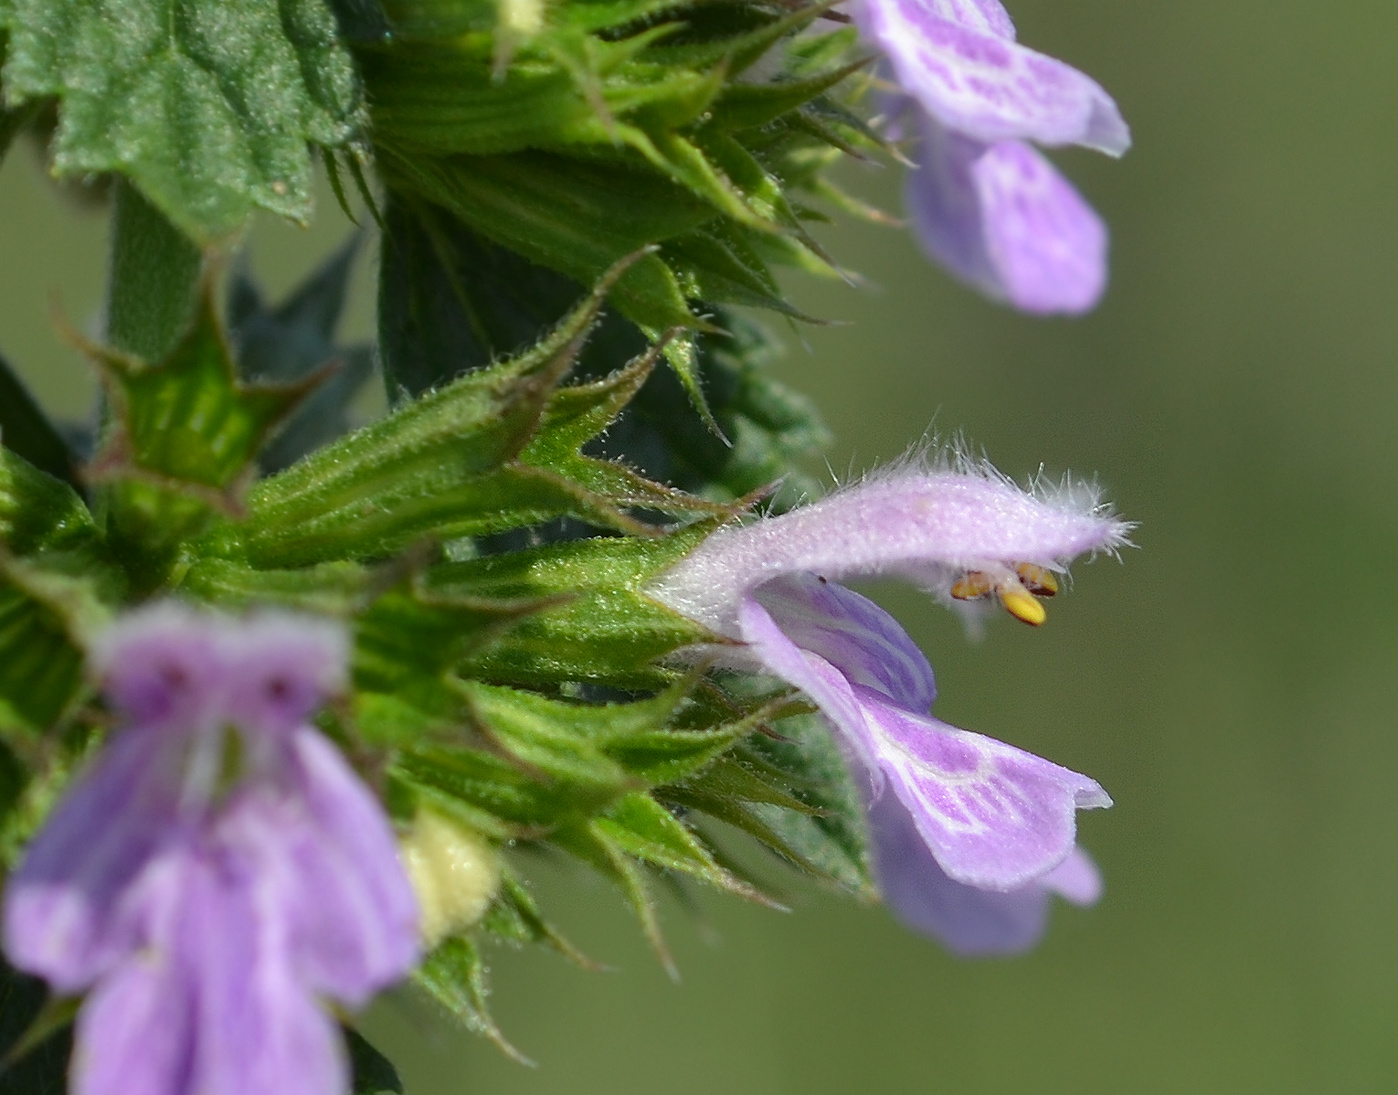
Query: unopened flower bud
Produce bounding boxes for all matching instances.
[401,812,502,948]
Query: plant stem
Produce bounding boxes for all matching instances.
[106,181,202,360]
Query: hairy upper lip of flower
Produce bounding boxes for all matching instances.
[647,456,1132,636]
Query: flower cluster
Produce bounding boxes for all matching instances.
[651,456,1130,953]
[853,0,1130,313]
[2,606,418,1095]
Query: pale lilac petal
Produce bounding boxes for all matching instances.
[71,940,193,1095]
[903,125,1003,300]
[870,794,1098,955]
[974,141,1107,312]
[1042,845,1102,905]
[855,0,1130,153]
[89,604,224,732]
[855,684,1109,889]
[223,613,349,739]
[651,463,1130,637]
[74,848,346,1095]
[919,0,1015,38]
[753,573,936,712]
[3,730,182,991]
[736,591,889,777]
[6,603,410,1095]
[736,593,1108,888]
[178,849,345,1095]
[907,129,1107,314]
[278,728,419,1004]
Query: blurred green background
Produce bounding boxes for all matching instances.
[4,0,1397,1090]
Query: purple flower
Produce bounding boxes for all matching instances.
[851,0,1129,312]
[649,457,1129,952]
[3,604,419,1095]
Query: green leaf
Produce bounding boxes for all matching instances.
[378,198,648,398]
[225,263,722,568]
[378,145,707,336]
[414,935,531,1063]
[594,790,777,905]
[396,739,599,830]
[551,818,674,975]
[375,214,828,509]
[704,56,872,133]
[0,741,30,840]
[226,270,593,567]
[454,680,653,793]
[0,0,367,241]
[344,1027,403,1095]
[454,677,776,796]
[0,353,78,488]
[355,579,559,706]
[591,311,831,511]
[393,672,768,834]
[106,182,204,363]
[228,237,375,473]
[177,556,372,616]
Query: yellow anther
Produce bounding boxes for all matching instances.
[1015,563,1058,596]
[951,571,993,600]
[997,585,1047,626]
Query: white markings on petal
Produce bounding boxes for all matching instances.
[856,686,1109,889]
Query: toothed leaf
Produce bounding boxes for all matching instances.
[0,0,366,241]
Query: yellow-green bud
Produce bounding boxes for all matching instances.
[400,813,501,948]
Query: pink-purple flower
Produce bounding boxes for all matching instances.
[3,604,419,1095]
[853,0,1130,312]
[649,456,1130,953]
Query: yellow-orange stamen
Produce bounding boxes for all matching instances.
[1015,563,1058,596]
[951,565,1053,625]
[951,571,993,600]
[997,583,1047,626]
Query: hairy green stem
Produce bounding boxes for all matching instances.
[106,181,202,361]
